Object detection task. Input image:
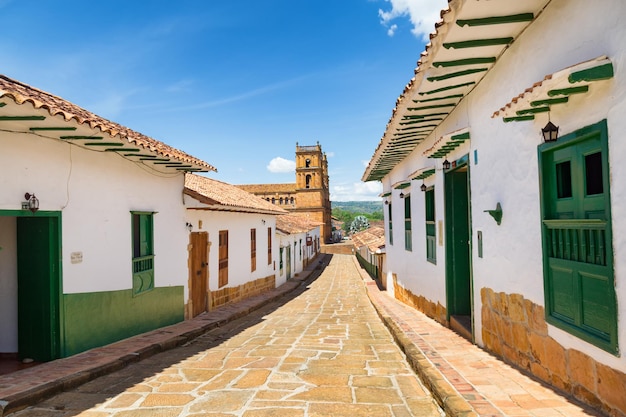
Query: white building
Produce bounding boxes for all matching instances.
[184,174,286,315]
[363,0,626,414]
[275,213,321,281]
[351,226,386,287]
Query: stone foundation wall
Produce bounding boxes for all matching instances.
[210,275,276,310]
[481,288,626,417]
[393,277,448,326]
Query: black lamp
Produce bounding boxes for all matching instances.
[442,159,451,170]
[420,181,427,192]
[24,193,39,213]
[399,192,405,199]
[542,121,559,142]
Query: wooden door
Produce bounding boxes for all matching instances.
[445,165,472,318]
[17,216,60,362]
[218,230,228,288]
[190,232,208,317]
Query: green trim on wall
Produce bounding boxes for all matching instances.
[30,127,76,131]
[443,38,513,49]
[0,115,46,121]
[432,57,496,68]
[63,286,184,356]
[569,63,614,83]
[419,81,475,96]
[456,13,534,27]
[427,68,488,82]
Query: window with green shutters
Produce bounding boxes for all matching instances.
[425,188,436,264]
[131,212,154,296]
[404,196,412,251]
[538,119,617,353]
[388,202,393,245]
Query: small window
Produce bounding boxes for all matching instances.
[279,247,283,273]
[267,227,272,265]
[388,203,393,246]
[305,175,311,189]
[272,197,276,204]
[132,212,154,296]
[556,161,573,199]
[585,152,603,195]
[305,158,311,168]
[251,228,257,272]
[279,197,284,205]
[404,195,412,251]
[425,188,436,263]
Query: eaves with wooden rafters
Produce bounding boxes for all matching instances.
[362,0,552,182]
[0,75,216,174]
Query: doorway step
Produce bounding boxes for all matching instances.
[450,315,472,341]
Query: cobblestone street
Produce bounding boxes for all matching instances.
[13,255,443,417]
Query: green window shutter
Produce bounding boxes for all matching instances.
[132,212,154,296]
[539,120,616,353]
[388,203,393,245]
[404,196,412,251]
[425,188,436,263]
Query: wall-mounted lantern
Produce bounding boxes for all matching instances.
[420,181,427,192]
[399,192,405,199]
[442,159,451,170]
[24,193,39,213]
[185,222,193,232]
[541,121,559,142]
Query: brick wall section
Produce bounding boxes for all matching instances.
[393,277,448,327]
[481,287,626,417]
[210,275,276,310]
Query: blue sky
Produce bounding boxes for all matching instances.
[1,0,446,201]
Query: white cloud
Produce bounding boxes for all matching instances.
[267,157,296,173]
[331,181,383,202]
[387,24,398,37]
[378,0,448,40]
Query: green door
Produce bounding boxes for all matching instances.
[445,165,472,318]
[17,216,61,362]
[539,120,616,352]
[286,246,292,280]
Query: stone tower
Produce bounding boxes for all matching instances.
[294,142,332,243]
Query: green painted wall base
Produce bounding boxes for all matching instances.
[63,286,184,357]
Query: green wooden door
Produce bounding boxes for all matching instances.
[445,166,471,317]
[539,120,616,352]
[286,246,292,280]
[17,216,60,362]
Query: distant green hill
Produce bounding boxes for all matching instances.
[331,201,382,214]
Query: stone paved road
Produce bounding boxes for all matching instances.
[13,255,443,417]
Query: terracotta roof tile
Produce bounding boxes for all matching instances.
[352,226,386,252]
[276,213,322,234]
[185,174,286,215]
[0,74,216,172]
[237,183,296,194]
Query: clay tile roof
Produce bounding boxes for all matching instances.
[237,183,296,194]
[0,74,216,172]
[352,226,386,252]
[185,174,287,215]
[276,213,322,234]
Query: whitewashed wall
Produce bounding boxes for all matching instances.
[276,226,320,283]
[381,0,626,370]
[1,127,191,350]
[183,201,279,291]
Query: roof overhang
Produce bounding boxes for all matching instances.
[363,0,551,182]
[0,77,216,174]
[492,56,614,121]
